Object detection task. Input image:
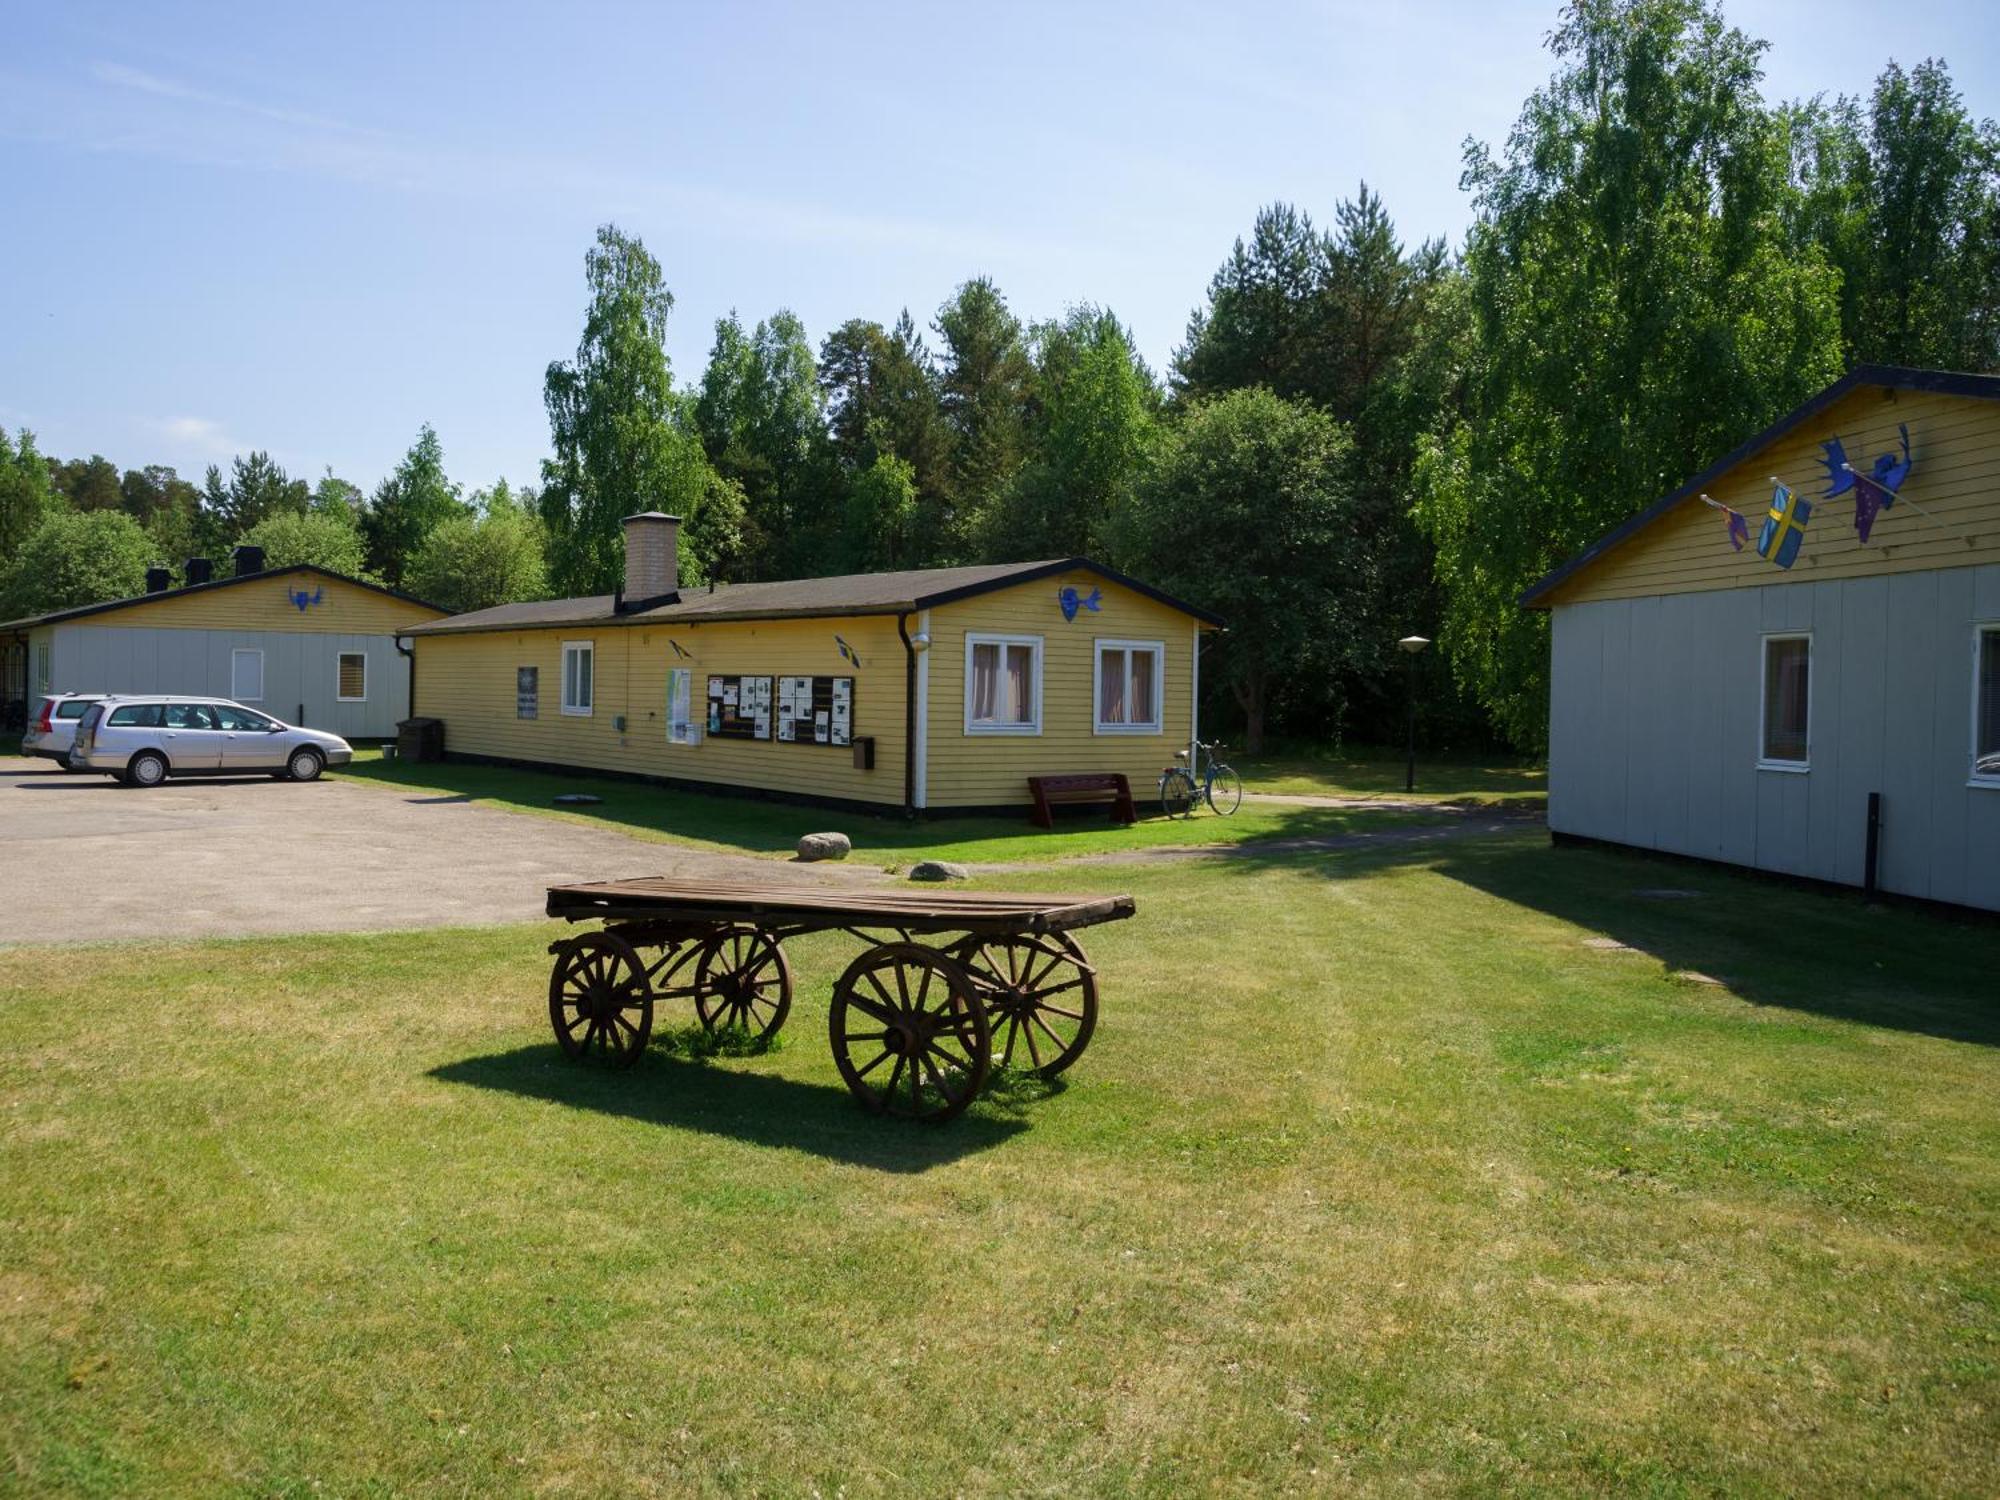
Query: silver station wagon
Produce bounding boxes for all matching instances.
[69,696,354,787]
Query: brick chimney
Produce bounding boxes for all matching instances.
[621,512,680,605]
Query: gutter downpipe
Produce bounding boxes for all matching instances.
[897,610,917,819]
[395,635,416,728]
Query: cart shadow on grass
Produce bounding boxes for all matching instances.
[427,1032,1040,1173]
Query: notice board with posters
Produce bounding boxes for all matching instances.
[775,675,853,747]
[705,674,772,740]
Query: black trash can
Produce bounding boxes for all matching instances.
[396,717,445,763]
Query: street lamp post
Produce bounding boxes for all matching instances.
[1397,636,1430,793]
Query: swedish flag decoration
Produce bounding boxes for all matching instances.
[1758,483,1812,570]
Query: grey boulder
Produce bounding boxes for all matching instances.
[796,831,852,862]
[907,860,969,882]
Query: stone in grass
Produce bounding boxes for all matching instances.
[1582,936,1637,952]
[908,860,969,882]
[1635,887,1701,900]
[796,831,852,862]
[553,793,603,806]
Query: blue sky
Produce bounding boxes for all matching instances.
[3,1,1994,495]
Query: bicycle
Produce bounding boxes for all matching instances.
[1159,739,1242,818]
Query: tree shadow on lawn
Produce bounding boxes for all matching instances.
[1233,832,2000,1048]
[429,1042,1030,1172]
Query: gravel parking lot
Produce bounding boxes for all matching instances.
[0,756,876,945]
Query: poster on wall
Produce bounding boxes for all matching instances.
[776,675,854,747]
[666,667,696,744]
[705,675,772,740]
[516,666,538,720]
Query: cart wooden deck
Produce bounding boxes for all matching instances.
[542,875,1136,1121]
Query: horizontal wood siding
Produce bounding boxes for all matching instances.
[925,571,1200,807]
[1549,389,2000,607]
[1549,563,2000,911]
[413,616,910,806]
[99,574,443,635]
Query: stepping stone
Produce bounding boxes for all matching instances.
[553,794,603,806]
[1582,937,1636,952]
[1673,970,1726,986]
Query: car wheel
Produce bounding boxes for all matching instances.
[287,747,325,783]
[126,751,169,788]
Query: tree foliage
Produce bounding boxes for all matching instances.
[1414,0,1845,747]
[0,429,57,562]
[1,510,155,618]
[405,501,549,614]
[539,224,720,595]
[1113,388,1368,753]
[239,509,368,576]
[362,425,465,585]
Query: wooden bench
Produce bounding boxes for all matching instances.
[1027,772,1138,829]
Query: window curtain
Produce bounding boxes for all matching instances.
[1100,649,1126,723]
[971,643,999,721]
[1005,645,1033,722]
[1131,649,1155,724]
[1764,640,1808,760]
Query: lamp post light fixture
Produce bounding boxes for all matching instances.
[1397,635,1430,794]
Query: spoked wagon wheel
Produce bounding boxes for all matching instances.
[951,931,1098,1078]
[829,943,991,1122]
[548,931,655,1067]
[694,926,792,1041]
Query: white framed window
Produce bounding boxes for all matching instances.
[561,641,594,716]
[231,648,265,703]
[1972,623,2000,787]
[1094,638,1164,734]
[33,641,50,693]
[964,633,1042,735]
[1758,633,1810,770]
[337,651,367,702]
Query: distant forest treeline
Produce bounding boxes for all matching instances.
[4,1,1995,751]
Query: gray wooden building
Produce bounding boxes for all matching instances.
[2,554,446,740]
[1523,367,2000,913]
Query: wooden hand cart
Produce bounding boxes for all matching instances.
[543,876,1136,1122]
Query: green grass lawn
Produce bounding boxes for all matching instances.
[333,748,1451,868]
[1233,743,1547,805]
[3,831,1996,1495]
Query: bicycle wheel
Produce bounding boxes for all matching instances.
[1159,768,1198,819]
[1206,765,1242,815]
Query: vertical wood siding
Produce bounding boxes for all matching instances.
[49,624,412,738]
[1549,564,2000,911]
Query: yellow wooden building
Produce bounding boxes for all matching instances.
[1522,365,2000,911]
[1,550,448,740]
[401,513,1224,813]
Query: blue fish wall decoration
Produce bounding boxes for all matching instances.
[1058,585,1102,622]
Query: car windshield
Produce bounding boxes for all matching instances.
[213,705,278,732]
